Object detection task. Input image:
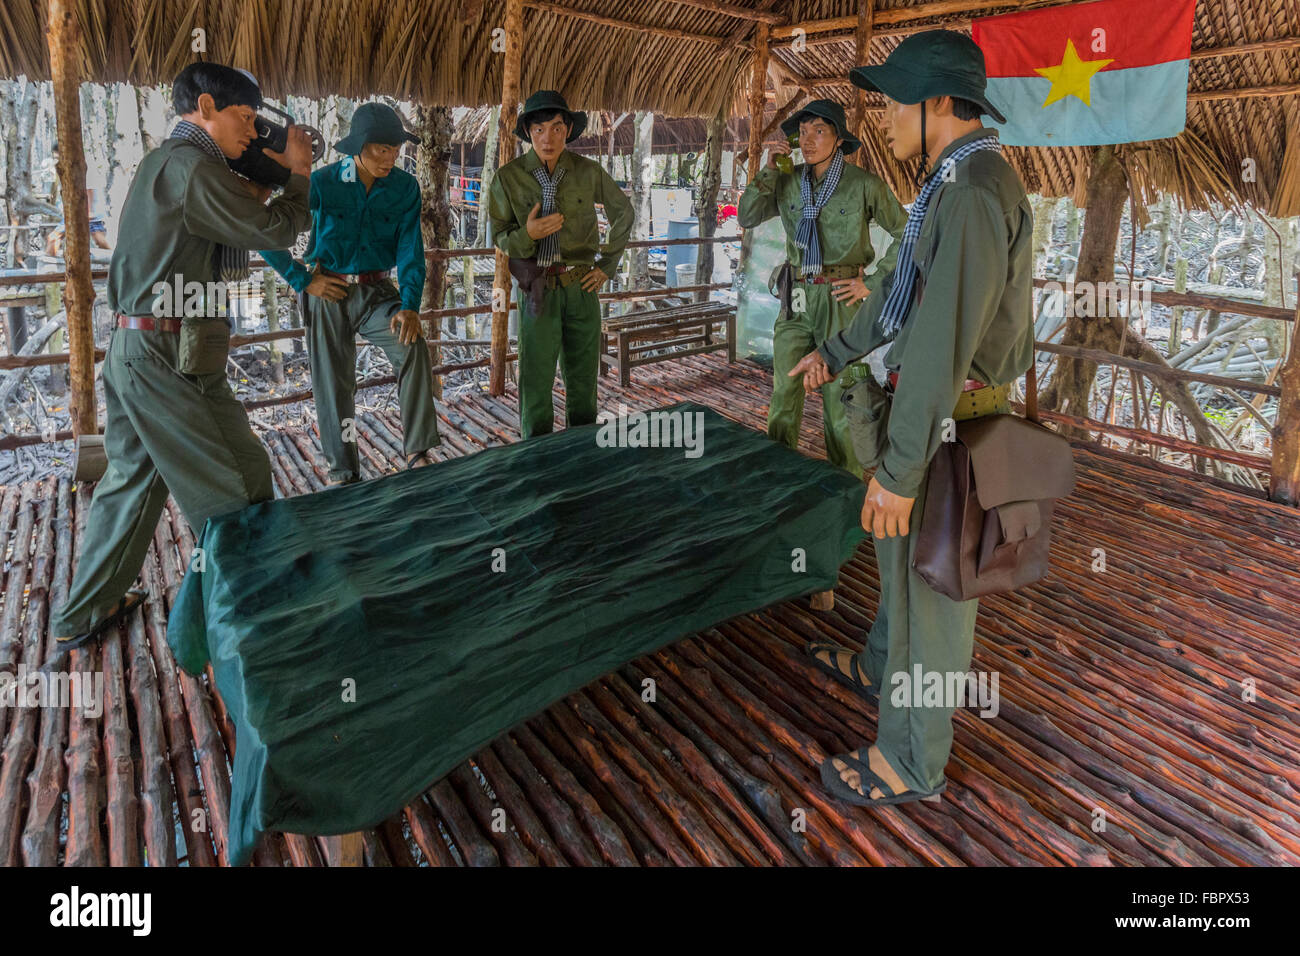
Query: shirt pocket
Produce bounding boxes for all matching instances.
[558,188,594,237]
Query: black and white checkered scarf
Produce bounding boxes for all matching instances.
[793,147,844,277]
[531,163,566,267]
[169,120,250,283]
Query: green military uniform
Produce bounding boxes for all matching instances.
[262,157,442,482]
[818,125,1035,795]
[488,132,634,439]
[739,157,906,477]
[51,135,310,637]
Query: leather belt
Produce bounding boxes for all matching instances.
[799,263,863,283]
[544,264,590,289]
[321,267,391,285]
[116,314,182,333]
[888,370,988,393]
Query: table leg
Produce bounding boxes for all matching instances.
[322,832,365,866]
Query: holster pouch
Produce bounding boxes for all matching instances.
[767,261,793,320]
[178,317,232,376]
[839,374,893,471]
[508,256,547,316]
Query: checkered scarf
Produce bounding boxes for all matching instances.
[169,120,250,283]
[876,134,1002,336]
[793,147,844,277]
[531,163,566,267]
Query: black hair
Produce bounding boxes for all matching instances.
[525,109,568,130]
[950,97,985,121]
[172,63,261,115]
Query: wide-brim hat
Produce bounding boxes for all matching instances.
[514,90,588,143]
[779,99,862,155]
[849,29,1008,125]
[335,102,420,155]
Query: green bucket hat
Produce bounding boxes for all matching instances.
[779,99,862,155]
[514,90,588,143]
[335,102,419,155]
[849,29,1007,125]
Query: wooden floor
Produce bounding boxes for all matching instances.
[1,353,1298,866]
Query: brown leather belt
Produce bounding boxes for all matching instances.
[321,267,391,285]
[888,370,988,393]
[117,314,182,333]
[800,263,862,284]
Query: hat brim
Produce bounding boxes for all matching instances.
[333,127,420,156]
[848,65,1007,125]
[779,108,862,155]
[515,109,589,143]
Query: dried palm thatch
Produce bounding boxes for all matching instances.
[0,0,1296,214]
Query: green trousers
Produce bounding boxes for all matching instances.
[517,279,601,440]
[769,280,869,479]
[855,391,1011,794]
[51,326,274,636]
[306,281,442,481]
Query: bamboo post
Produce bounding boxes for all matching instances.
[47,0,96,437]
[490,0,524,396]
[851,0,875,164]
[1270,271,1300,505]
[747,23,769,182]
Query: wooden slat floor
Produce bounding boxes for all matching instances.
[1,352,1297,866]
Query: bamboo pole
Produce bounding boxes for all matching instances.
[490,0,524,396]
[747,23,769,183]
[850,0,874,165]
[1270,278,1300,504]
[46,0,96,437]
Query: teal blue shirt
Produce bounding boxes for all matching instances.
[261,158,426,311]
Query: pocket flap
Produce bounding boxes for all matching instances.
[958,414,1075,509]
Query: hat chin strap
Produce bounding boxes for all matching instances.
[914,100,928,188]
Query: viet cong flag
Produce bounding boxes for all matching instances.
[971,0,1196,146]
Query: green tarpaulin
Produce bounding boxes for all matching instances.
[167,402,866,864]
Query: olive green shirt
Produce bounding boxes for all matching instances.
[819,127,1035,498]
[737,159,907,294]
[487,148,634,276]
[108,138,311,316]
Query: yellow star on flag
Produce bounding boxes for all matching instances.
[1035,38,1114,108]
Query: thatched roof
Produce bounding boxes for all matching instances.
[2,0,1296,214]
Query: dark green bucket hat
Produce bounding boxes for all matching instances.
[335,102,419,155]
[849,29,1007,124]
[779,99,862,155]
[515,90,588,143]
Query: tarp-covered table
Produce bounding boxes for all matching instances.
[168,402,866,864]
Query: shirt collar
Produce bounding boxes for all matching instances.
[524,147,572,177]
[923,126,998,184]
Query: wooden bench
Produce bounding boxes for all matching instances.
[601,301,736,386]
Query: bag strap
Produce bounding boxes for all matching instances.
[1025,360,1039,424]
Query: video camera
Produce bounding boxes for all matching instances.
[228,104,326,187]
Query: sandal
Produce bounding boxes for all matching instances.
[44,588,148,671]
[819,749,945,807]
[805,642,879,704]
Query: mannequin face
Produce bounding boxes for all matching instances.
[358,142,399,178]
[881,97,925,163]
[798,117,843,167]
[529,114,571,165]
[187,93,258,159]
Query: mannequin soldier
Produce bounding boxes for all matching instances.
[262,102,442,483]
[738,99,907,477]
[49,63,312,656]
[792,32,1035,806]
[487,91,634,439]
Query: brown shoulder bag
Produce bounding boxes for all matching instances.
[911,364,1076,601]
